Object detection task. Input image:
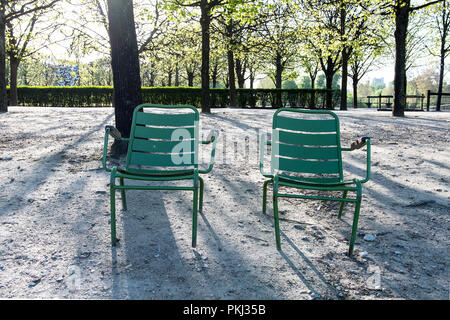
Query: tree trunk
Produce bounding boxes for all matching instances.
[187,70,194,87]
[310,74,316,89]
[149,62,155,87]
[0,4,7,113]
[340,6,348,110]
[175,63,179,87]
[226,20,237,108]
[393,0,410,117]
[340,48,349,110]
[275,52,283,89]
[275,52,283,108]
[249,69,255,89]
[9,56,19,106]
[211,63,218,88]
[325,71,334,110]
[200,2,211,113]
[107,0,142,155]
[168,70,172,87]
[352,74,358,108]
[227,48,237,108]
[436,38,446,111]
[235,58,245,88]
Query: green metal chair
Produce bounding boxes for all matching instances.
[260,108,371,255]
[102,104,218,247]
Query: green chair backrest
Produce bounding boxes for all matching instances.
[125,104,199,174]
[271,108,344,183]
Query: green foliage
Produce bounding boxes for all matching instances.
[8,86,340,109]
[282,80,298,89]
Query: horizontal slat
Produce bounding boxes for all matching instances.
[275,157,340,174]
[134,125,195,140]
[279,175,341,184]
[135,111,195,127]
[277,144,339,160]
[129,151,195,167]
[132,138,195,153]
[276,130,338,146]
[276,116,337,132]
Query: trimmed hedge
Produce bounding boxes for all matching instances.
[8,86,341,109]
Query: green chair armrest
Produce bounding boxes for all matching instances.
[201,130,219,144]
[102,126,130,172]
[342,137,371,184]
[199,130,219,174]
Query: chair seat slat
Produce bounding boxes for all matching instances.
[276,157,340,174]
[132,138,194,154]
[129,151,195,167]
[277,143,339,160]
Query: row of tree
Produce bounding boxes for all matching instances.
[0,1,447,130]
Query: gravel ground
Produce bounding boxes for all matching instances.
[0,106,448,300]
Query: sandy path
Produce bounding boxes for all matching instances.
[0,107,448,299]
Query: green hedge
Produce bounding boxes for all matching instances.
[8,86,341,109]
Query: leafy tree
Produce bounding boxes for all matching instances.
[0,0,60,112]
[348,43,382,107]
[166,0,229,113]
[6,1,63,105]
[376,0,443,116]
[426,0,450,110]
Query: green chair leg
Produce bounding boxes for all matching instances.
[273,185,281,250]
[110,185,117,246]
[192,180,199,248]
[119,177,127,211]
[263,180,271,214]
[338,190,348,219]
[199,177,204,212]
[348,184,362,255]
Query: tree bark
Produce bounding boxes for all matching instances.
[235,58,245,88]
[249,70,255,89]
[325,71,334,110]
[175,63,179,87]
[352,74,358,108]
[168,70,172,87]
[107,0,142,155]
[0,4,7,113]
[227,49,237,107]
[187,70,194,87]
[211,62,218,88]
[275,52,283,89]
[9,56,19,106]
[310,75,316,90]
[340,48,349,110]
[275,52,283,108]
[393,0,410,117]
[340,5,348,110]
[200,2,211,113]
[226,21,237,108]
[436,31,447,111]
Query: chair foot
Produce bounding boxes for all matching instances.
[263,180,271,214]
[192,181,199,248]
[199,177,204,212]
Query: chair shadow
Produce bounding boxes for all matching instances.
[109,186,190,299]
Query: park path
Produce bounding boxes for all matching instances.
[0,107,448,299]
